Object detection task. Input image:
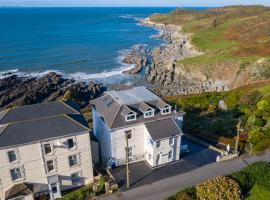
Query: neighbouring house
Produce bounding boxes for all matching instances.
[91,87,185,168]
[0,101,97,200]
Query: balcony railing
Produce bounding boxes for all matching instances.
[116,153,145,166]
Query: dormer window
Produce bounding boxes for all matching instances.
[126,113,136,122]
[161,106,171,115]
[144,109,154,118]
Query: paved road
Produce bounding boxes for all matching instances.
[98,151,270,200]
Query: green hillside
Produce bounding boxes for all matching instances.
[150,6,270,80]
[166,81,270,153]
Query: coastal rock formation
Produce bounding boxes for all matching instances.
[122,45,150,75]
[0,72,104,111]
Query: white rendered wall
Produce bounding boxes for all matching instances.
[0,132,94,199]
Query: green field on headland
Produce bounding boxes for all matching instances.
[150,6,270,76]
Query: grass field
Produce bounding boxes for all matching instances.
[150,6,270,66]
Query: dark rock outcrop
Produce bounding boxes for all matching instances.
[0,72,104,111]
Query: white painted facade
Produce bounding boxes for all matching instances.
[0,132,94,200]
[92,108,183,168]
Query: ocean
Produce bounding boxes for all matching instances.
[0,7,177,82]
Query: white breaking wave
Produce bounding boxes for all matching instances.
[0,64,136,82]
[69,65,135,80]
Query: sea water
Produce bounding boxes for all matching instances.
[0,7,176,82]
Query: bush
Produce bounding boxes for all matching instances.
[167,187,196,200]
[196,176,241,200]
[60,185,93,200]
[230,161,270,197]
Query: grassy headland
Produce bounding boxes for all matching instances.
[150,6,270,88]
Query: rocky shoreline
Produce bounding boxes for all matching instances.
[0,72,104,112]
[121,18,230,96]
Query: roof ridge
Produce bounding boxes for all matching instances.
[109,105,122,128]
[64,114,90,131]
[5,114,66,125]
[0,124,9,137]
[58,100,80,114]
[0,108,11,122]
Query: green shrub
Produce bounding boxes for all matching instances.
[167,187,196,200]
[196,176,241,200]
[60,185,93,200]
[230,161,270,196]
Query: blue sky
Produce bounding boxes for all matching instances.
[0,0,269,7]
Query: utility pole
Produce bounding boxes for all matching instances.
[125,133,130,188]
[235,119,241,155]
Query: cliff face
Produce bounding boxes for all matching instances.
[144,5,270,95]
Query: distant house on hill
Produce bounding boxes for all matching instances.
[91,87,185,168]
[0,101,97,200]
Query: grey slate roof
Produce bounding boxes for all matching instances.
[0,101,80,125]
[91,87,185,129]
[121,105,135,116]
[156,99,169,109]
[0,114,89,148]
[0,101,90,148]
[145,118,183,141]
[138,102,153,112]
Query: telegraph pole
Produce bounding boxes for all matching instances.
[125,133,130,188]
[235,119,241,155]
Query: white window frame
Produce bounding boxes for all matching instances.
[161,106,171,115]
[68,154,79,167]
[156,141,162,148]
[46,159,56,173]
[169,137,174,146]
[10,167,23,182]
[43,142,53,155]
[168,150,173,159]
[7,150,18,163]
[127,147,133,158]
[71,172,82,186]
[67,138,76,150]
[125,113,136,122]
[144,109,154,118]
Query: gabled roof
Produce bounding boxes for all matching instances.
[121,105,136,116]
[156,99,170,109]
[145,118,183,141]
[5,183,33,200]
[139,102,154,113]
[0,100,80,125]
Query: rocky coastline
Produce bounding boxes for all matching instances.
[121,18,230,96]
[0,72,104,113]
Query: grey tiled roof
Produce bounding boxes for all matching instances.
[0,101,90,148]
[0,101,80,125]
[0,114,89,148]
[138,102,153,112]
[145,118,183,141]
[91,87,185,129]
[121,105,135,116]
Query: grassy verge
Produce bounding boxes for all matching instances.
[167,161,270,200]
